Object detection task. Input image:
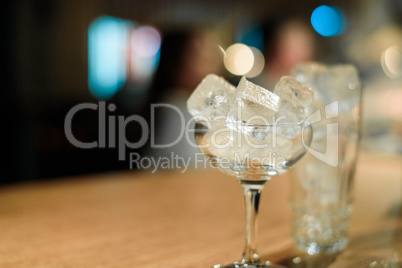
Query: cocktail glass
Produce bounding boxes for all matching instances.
[194,119,313,268]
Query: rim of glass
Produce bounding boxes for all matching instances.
[194,118,312,127]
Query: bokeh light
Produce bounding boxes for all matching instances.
[129,25,161,82]
[224,43,254,76]
[131,26,161,58]
[381,45,402,79]
[245,47,265,78]
[88,16,129,99]
[311,5,346,37]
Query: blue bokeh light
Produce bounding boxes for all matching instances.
[88,16,129,100]
[311,5,346,37]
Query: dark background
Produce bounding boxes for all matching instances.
[2,0,402,184]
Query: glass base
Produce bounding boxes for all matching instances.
[294,237,348,255]
[212,261,286,268]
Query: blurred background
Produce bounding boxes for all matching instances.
[2,0,402,184]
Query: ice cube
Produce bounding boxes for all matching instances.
[291,62,361,114]
[291,62,328,88]
[319,65,361,113]
[225,77,280,140]
[187,74,236,120]
[272,76,314,138]
[291,62,332,114]
[274,76,314,120]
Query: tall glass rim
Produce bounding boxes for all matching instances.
[194,119,312,128]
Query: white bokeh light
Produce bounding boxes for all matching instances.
[129,25,161,82]
[245,47,265,78]
[131,26,161,58]
[224,44,254,75]
[381,45,402,79]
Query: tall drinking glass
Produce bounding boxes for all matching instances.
[289,101,362,254]
[288,62,363,255]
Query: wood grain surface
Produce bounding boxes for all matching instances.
[0,151,400,268]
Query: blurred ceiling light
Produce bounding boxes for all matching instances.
[129,25,161,83]
[88,16,130,100]
[224,43,254,76]
[245,47,265,78]
[131,26,161,58]
[311,5,346,37]
[381,45,402,79]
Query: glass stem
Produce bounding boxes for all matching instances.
[240,183,266,264]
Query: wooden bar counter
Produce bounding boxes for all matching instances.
[0,151,400,267]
